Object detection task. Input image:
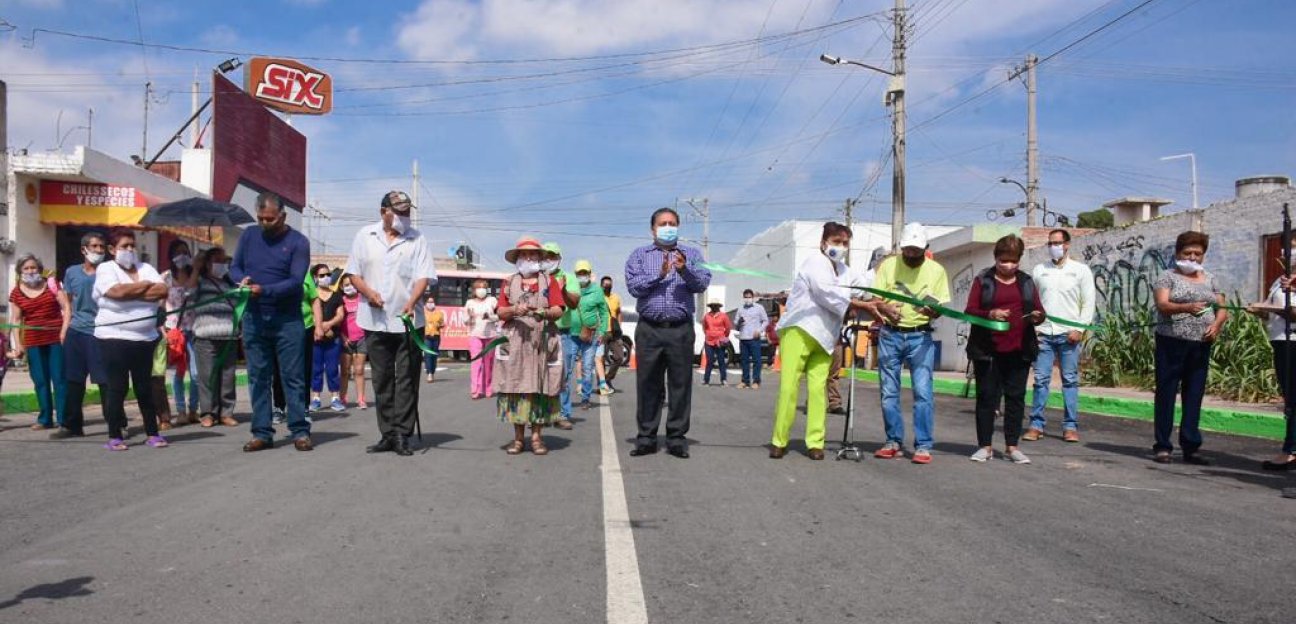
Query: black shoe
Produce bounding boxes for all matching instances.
[629,445,658,457]
[392,435,414,456]
[1262,457,1296,471]
[49,427,85,439]
[667,445,690,459]
[366,437,395,454]
[580,400,592,410]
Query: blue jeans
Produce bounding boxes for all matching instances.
[1030,333,1081,432]
[312,339,342,392]
[740,338,763,385]
[559,333,596,418]
[423,336,442,374]
[27,343,67,427]
[172,330,199,414]
[703,343,728,384]
[243,312,310,441]
[1153,334,1210,453]
[878,328,936,451]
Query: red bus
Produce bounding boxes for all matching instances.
[429,268,511,360]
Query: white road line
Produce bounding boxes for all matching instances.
[600,401,649,624]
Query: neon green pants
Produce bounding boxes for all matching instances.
[771,326,832,451]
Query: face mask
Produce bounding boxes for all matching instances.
[824,245,847,261]
[475,288,488,298]
[541,259,559,274]
[602,285,612,294]
[343,285,357,296]
[709,306,721,313]
[1048,244,1066,261]
[172,254,192,269]
[391,214,411,234]
[517,259,541,276]
[316,275,332,287]
[578,276,592,287]
[902,253,924,268]
[261,217,284,236]
[84,251,105,265]
[1175,259,1203,275]
[655,225,679,246]
[211,263,230,279]
[115,249,137,269]
[744,298,754,307]
[425,301,436,310]
[996,261,1019,275]
[20,273,43,286]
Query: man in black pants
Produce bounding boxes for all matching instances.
[623,207,711,458]
[346,191,437,456]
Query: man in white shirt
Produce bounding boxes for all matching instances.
[1027,229,1096,442]
[345,191,438,456]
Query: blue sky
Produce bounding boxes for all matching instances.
[2,0,1294,282]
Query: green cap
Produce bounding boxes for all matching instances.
[542,242,562,258]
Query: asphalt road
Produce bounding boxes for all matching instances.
[0,363,1293,623]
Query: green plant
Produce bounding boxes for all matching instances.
[1081,297,1281,404]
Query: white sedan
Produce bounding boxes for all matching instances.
[618,305,739,364]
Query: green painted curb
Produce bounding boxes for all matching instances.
[849,370,1286,442]
[3,371,250,415]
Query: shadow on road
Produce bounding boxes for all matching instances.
[0,576,94,610]
[1086,440,1296,491]
[308,431,361,447]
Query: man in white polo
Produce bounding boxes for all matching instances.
[1026,228,1096,442]
[346,191,438,456]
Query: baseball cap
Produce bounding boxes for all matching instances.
[381,190,415,213]
[574,259,593,274]
[542,242,562,259]
[899,222,928,249]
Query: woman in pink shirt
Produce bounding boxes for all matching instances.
[338,275,369,409]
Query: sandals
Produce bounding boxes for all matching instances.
[104,438,128,451]
[505,440,524,455]
[199,414,216,428]
[158,420,174,431]
[146,435,169,448]
[531,436,549,456]
[1153,450,1172,464]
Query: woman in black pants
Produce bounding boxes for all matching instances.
[964,235,1045,464]
[92,231,169,450]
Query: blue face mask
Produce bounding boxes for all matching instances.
[655,225,679,245]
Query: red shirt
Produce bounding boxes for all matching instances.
[9,286,63,347]
[964,276,1044,354]
[497,277,565,309]
[702,311,733,346]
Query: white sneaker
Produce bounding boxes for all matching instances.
[1006,449,1032,464]
[969,447,993,462]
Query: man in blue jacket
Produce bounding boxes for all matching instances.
[231,192,313,452]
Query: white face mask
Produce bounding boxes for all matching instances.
[172,254,192,269]
[743,298,755,307]
[824,245,848,261]
[1048,243,1066,261]
[541,259,559,274]
[316,275,333,287]
[390,214,411,234]
[115,249,137,269]
[578,275,591,287]
[425,301,436,310]
[1175,259,1204,275]
[84,251,105,265]
[211,262,230,279]
[517,259,541,276]
[20,272,43,286]
[342,285,357,296]
[475,288,488,298]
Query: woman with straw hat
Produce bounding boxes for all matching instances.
[494,237,566,455]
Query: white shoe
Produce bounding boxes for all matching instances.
[969,447,993,462]
[1006,449,1031,464]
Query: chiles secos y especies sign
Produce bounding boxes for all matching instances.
[245,57,333,115]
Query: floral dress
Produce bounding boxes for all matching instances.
[493,273,564,424]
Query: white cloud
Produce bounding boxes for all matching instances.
[200,25,240,48]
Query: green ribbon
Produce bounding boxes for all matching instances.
[209,287,252,390]
[1041,314,1102,332]
[0,323,57,331]
[400,314,439,356]
[469,336,508,362]
[851,286,1011,332]
[697,262,789,281]
[93,287,250,329]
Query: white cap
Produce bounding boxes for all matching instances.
[899,222,928,249]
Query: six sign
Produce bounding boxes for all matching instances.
[245,57,333,115]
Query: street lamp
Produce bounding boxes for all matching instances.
[821,51,905,251]
[1159,152,1198,210]
[998,177,1069,227]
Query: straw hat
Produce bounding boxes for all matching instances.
[504,236,544,263]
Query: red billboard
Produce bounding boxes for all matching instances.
[211,72,307,211]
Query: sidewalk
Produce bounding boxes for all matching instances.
[848,369,1287,442]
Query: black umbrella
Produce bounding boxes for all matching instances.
[140,197,254,228]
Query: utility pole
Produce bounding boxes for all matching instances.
[686,197,710,260]
[1025,53,1039,226]
[190,70,200,147]
[411,158,420,229]
[141,81,151,162]
[889,0,907,251]
[87,108,93,149]
[843,198,856,264]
